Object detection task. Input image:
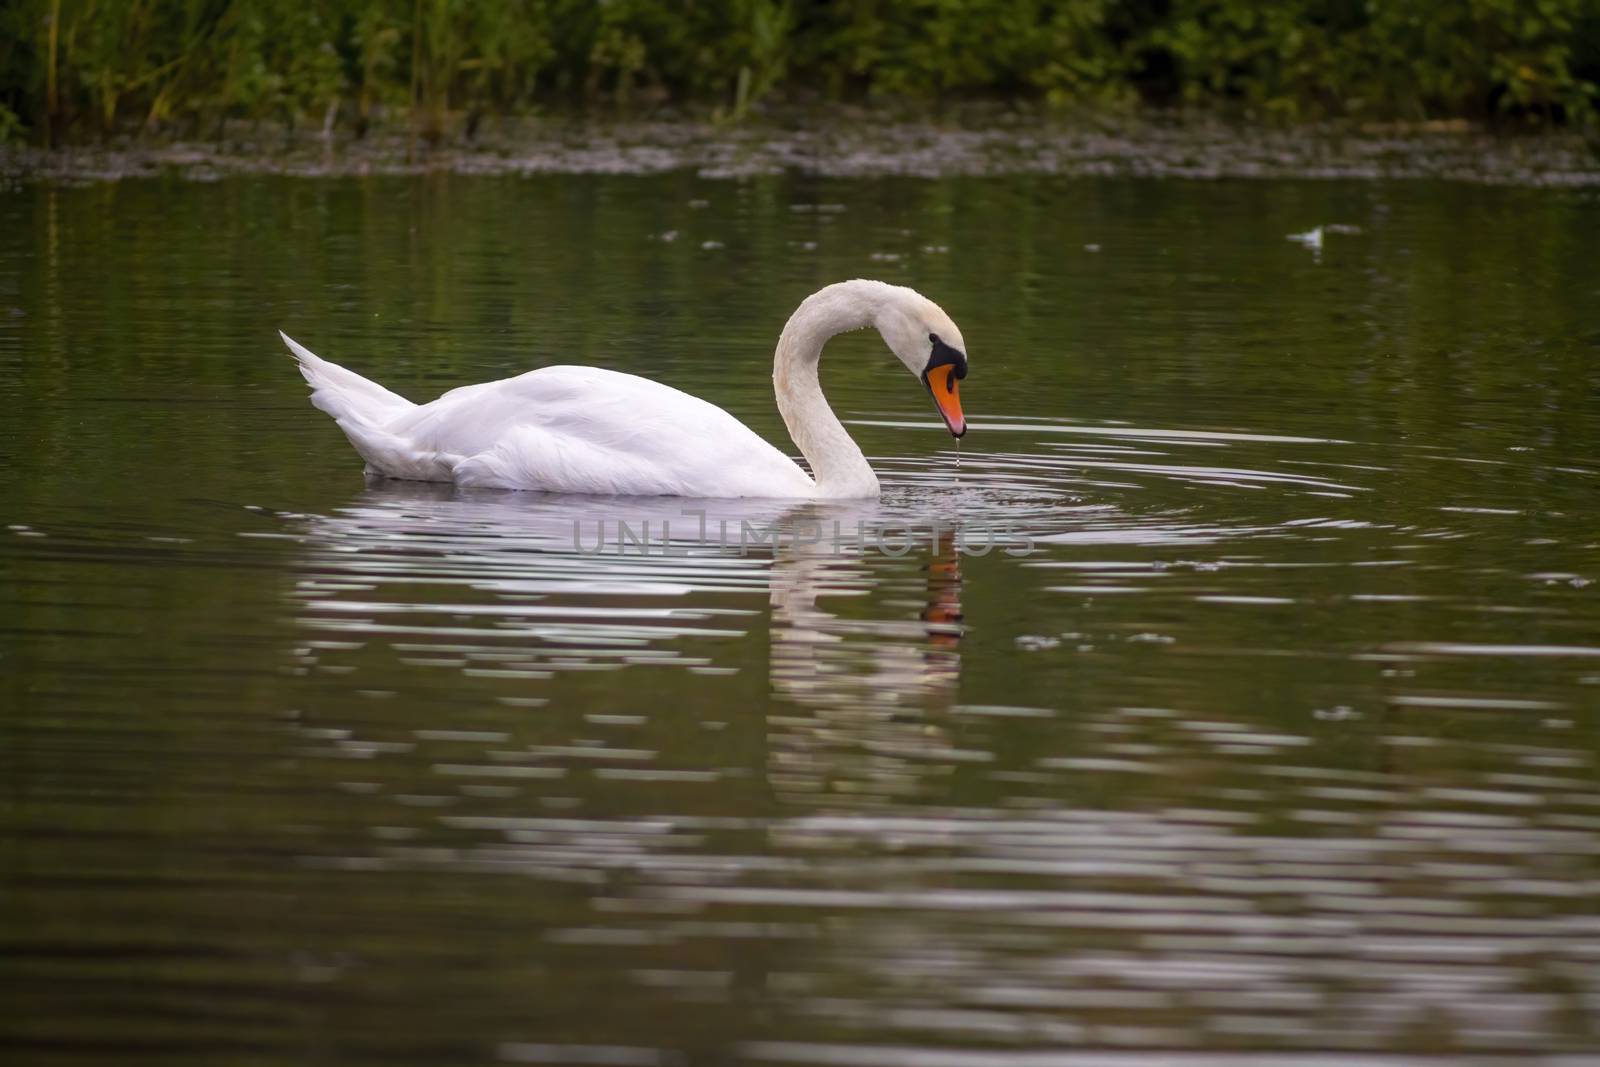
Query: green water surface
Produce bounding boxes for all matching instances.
[2,173,1600,1064]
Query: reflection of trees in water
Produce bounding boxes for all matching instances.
[767,512,963,806]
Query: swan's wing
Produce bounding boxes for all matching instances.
[383,366,814,497]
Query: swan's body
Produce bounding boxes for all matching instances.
[289,357,815,497]
[284,279,968,499]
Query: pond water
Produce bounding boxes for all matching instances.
[2,172,1599,1064]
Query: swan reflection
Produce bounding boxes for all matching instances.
[291,481,965,802]
[767,511,963,803]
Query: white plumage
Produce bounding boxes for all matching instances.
[283,279,968,499]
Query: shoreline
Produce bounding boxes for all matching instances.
[4,115,1598,187]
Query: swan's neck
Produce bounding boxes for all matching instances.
[773,283,885,498]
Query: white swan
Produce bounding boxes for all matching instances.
[281,279,968,499]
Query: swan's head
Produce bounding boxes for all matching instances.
[875,286,969,438]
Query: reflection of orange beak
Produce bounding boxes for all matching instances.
[924,364,966,438]
[923,534,963,648]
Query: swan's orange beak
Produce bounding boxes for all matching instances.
[924,364,966,438]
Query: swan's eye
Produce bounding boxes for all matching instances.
[926,333,967,381]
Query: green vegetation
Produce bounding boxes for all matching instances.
[2,0,1598,144]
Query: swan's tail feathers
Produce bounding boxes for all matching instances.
[279,331,415,429]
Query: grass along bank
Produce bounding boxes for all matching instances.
[2,0,1599,148]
